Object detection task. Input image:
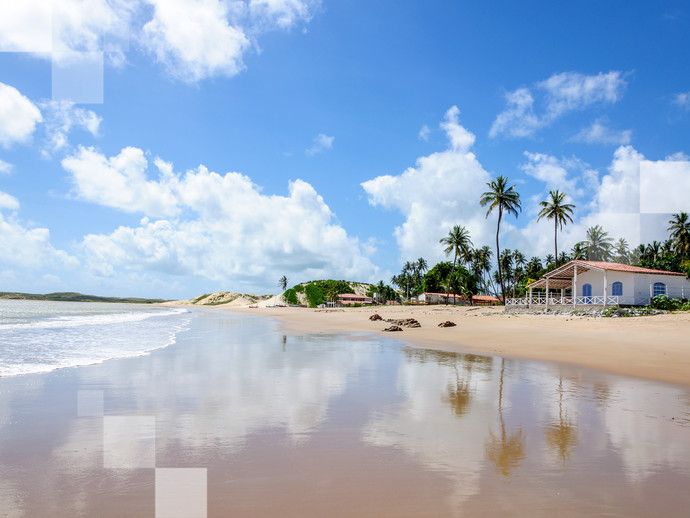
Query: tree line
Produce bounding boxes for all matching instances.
[377,177,690,304]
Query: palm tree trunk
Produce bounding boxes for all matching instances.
[446,254,457,306]
[496,209,505,304]
[554,220,558,268]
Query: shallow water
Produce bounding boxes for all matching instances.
[0,309,688,517]
[0,300,190,377]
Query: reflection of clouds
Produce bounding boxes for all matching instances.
[602,380,690,482]
[363,350,500,510]
[79,316,375,456]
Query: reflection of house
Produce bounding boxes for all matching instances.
[415,293,500,306]
[336,293,374,306]
[507,260,690,308]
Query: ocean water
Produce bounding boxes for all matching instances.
[0,300,191,377]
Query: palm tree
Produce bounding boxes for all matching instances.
[668,212,690,261]
[571,242,587,260]
[500,249,514,297]
[545,254,555,267]
[480,176,522,303]
[526,256,543,277]
[278,275,289,291]
[440,225,473,304]
[402,261,414,300]
[580,225,613,261]
[416,257,428,276]
[537,190,575,268]
[646,241,661,263]
[470,246,493,295]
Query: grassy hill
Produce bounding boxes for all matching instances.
[0,292,169,304]
[282,280,373,308]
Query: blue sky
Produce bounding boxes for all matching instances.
[1,0,689,298]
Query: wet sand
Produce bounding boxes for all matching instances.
[1,309,689,517]
[224,305,690,387]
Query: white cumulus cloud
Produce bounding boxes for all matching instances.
[142,0,250,83]
[362,106,498,263]
[0,159,13,175]
[571,119,632,145]
[0,82,43,148]
[39,100,102,154]
[491,71,628,138]
[1,0,321,83]
[63,146,378,289]
[672,91,690,109]
[0,203,77,270]
[305,133,334,156]
[62,146,180,218]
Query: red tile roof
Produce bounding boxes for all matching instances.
[471,295,501,302]
[578,261,686,276]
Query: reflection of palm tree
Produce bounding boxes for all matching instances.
[442,363,472,417]
[485,358,525,476]
[544,377,578,463]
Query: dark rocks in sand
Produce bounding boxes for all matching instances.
[369,313,383,321]
[382,325,403,332]
[385,318,421,328]
[438,321,456,327]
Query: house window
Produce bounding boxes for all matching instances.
[612,282,623,296]
[653,282,666,296]
[582,284,592,296]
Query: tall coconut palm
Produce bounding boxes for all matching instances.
[471,246,493,294]
[580,225,613,261]
[278,275,289,291]
[527,256,543,277]
[668,212,690,261]
[440,225,473,304]
[480,176,522,303]
[571,242,587,260]
[537,190,575,268]
[416,257,428,275]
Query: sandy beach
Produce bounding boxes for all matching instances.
[223,305,690,387]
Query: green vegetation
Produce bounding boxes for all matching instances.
[282,279,362,307]
[282,288,299,305]
[0,292,168,304]
[650,295,690,311]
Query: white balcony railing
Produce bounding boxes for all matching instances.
[505,296,620,306]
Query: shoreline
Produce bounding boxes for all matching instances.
[216,304,690,387]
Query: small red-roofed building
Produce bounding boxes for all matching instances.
[508,260,690,308]
[415,293,501,306]
[336,293,374,306]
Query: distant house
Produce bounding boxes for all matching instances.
[336,293,374,306]
[507,260,690,308]
[415,292,500,306]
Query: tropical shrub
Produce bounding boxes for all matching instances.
[650,295,690,311]
[282,289,299,305]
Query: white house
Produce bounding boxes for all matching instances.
[506,260,690,308]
